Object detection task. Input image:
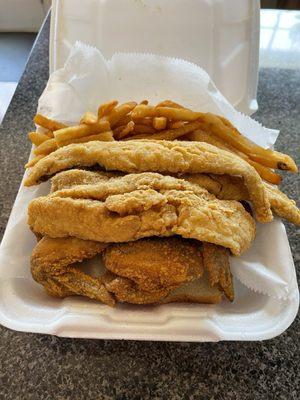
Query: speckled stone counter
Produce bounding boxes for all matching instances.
[0,13,299,400]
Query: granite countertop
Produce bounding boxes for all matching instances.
[0,11,299,400]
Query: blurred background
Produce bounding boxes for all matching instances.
[0,0,299,123]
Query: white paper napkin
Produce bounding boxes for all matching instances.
[35,42,296,300]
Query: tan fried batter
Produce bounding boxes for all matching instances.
[102,272,171,304]
[184,174,300,226]
[103,237,203,292]
[202,242,234,302]
[28,175,256,256]
[51,169,299,225]
[24,140,272,222]
[31,237,114,306]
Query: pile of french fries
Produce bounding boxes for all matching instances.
[26,100,297,184]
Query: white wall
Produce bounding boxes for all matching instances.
[0,0,51,32]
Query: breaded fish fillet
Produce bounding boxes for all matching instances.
[184,174,300,226]
[24,140,272,222]
[28,174,255,256]
[51,169,300,225]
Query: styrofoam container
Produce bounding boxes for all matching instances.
[0,0,298,342]
[0,176,298,341]
[50,0,260,115]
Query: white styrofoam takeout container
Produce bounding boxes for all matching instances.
[50,0,260,115]
[0,0,298,341]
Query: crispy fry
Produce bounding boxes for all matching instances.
[130,105,156,118]
[139,100,148,105]
[80,111,98,125]
[114,121,135,139]
[156,100,186,109]
[43,130,54,138]
[247,159,281,185]
[34,139,58,156]
[131,105,203,121]
[101,102,137,128]
[127,121,203,141]
[34,114,67,131]
[133,124,156,135]
[131,117,154,127]
[57,131,114,146]
[168,121,186,129]
[153,117,167,130]
[197,113,298,172]
[114,115,132,127]
[25,155,45,168]
[28,131,50,146]
[188,130,282,185]
[97,100,118,119]
[54,121,110,145]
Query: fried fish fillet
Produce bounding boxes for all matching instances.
[103,237,204,292]
[28,174,255,256]
[31,236,114,306]
[51,169,300,226]
[24,140,272,222]
[50,169,122,193]
[184,174,300,226]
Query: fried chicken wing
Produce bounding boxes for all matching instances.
[102,272,171,304]
[161,272,223,304]
[31,237,114,306]
[28,174,256,256]
[24,140,272,222]
[103,237,203,292]
[202,242,234,301]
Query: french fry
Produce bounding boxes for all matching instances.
[57,131,114,146]
[197,113,298,172]
[34,114,67,131]
[247,159,282,185]
[28,131,50,146]
[133,124,156,134]
[131,117,153,127]
[188,130,282,185]
[126,121,203,141]
[97,100,118,119]
[44,130,54,138]
[34,139,58,156]
[25,155,44,168]
[101,102,137,128]
[130,105,156,119]
[80,112,98,125]
[153,117,167,130]
[114,121,135,139]
[115,115,132,127]
[156,100,186,109]
[139,100,148,105]
[54,121,110,145]
[168,121,186,129]
[131,105,203,121]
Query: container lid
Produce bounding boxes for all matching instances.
[50,0,260,115]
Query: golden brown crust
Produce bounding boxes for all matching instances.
[202,242,234,302]
[31,237,114,306]
[50,169,299,226]
[28,174,256,256]
[103,237,203,292]
[24,140,272,222]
